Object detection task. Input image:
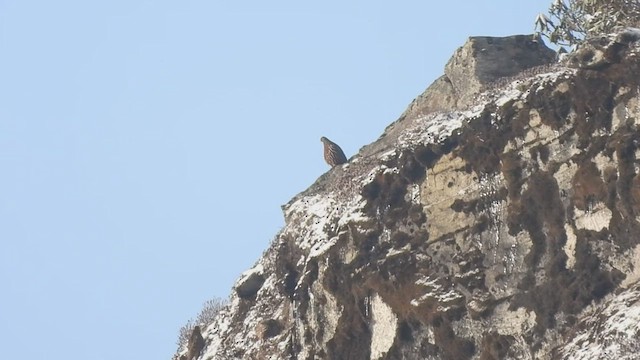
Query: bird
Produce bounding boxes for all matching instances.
[320,136,348,167]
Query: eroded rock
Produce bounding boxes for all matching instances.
[173,29,640,360]
[235,265,265,299]
[445,34,555,108]
[185,326,204,360]
[567,27,640,70]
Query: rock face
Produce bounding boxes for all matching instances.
[181,326,205,360]
[397,35,555,125]
[444,34,555,108]
[174,31,640,360]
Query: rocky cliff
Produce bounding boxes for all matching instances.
[175,30,640,360]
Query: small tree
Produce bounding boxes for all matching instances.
[536,0,640,47]
[195,298,227,325]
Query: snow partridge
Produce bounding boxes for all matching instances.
[320,136,347,167]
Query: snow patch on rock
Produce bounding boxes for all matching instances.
[559,284,640,360]
[370,294,398,360]
[621,245,640,288]
[398,112,464,147]
[574,203,612,231]
[284,194,368,258]
[564,224,577,269]
[411,276,464,311]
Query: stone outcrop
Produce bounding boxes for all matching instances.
[444,34,555,108]
[180,326,205,360]
[567,28,640,70]
[173,30,640,360]
[400,34,555,121]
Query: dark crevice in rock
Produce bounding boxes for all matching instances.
[501,150,524,201]
[479,332,516,360]
[275,237,304,299]
[572,161,606,211]
[455,109,505,175]
[431,315,476,360]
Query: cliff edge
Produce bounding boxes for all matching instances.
[175,30,640,360]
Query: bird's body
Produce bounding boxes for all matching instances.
[320,136,347,167]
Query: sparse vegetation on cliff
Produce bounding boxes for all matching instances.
[175,297,226,353]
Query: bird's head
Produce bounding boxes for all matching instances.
[320,136,329,143]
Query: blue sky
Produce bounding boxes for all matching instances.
[0,1,550,359]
